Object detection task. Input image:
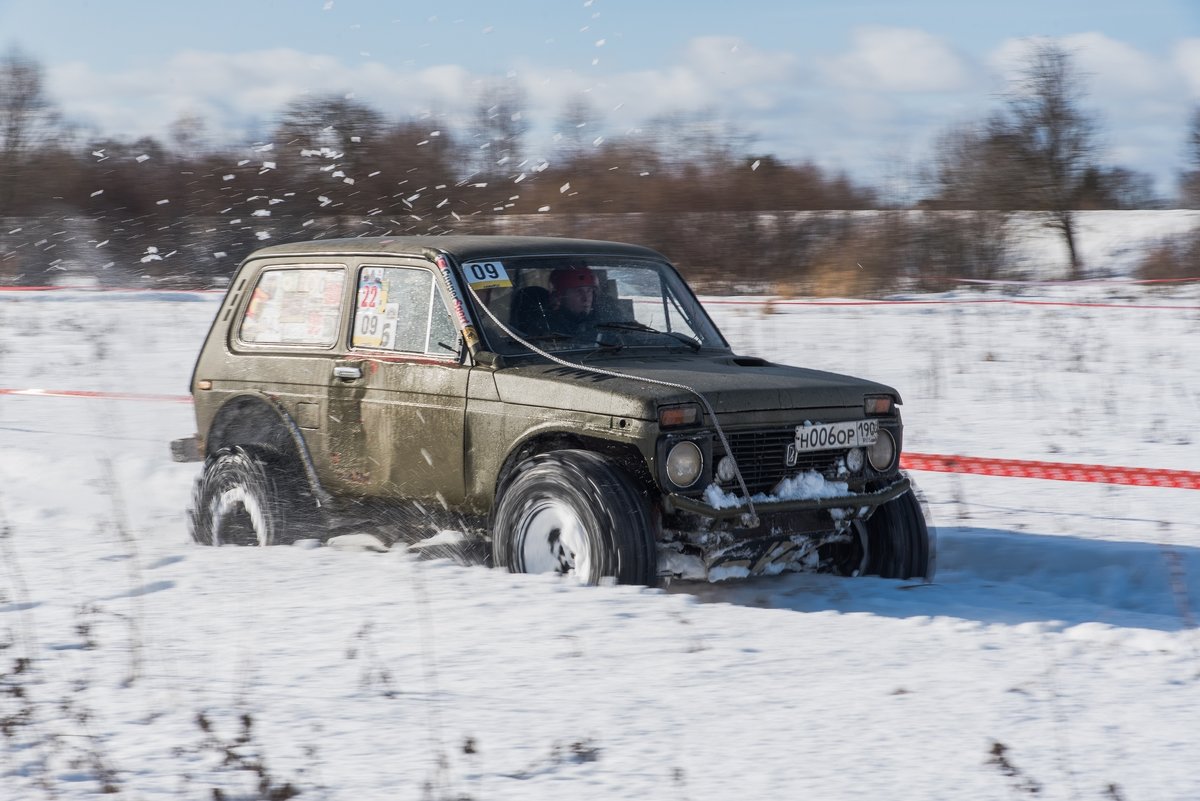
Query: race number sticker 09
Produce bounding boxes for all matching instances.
[461,261,512,289]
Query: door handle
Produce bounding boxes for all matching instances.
[333,365,363,380]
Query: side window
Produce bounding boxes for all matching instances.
[353,265,459,357]
[239,267,345,346]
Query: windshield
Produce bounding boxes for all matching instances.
[459,256,728,357]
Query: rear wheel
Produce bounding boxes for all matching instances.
[861,488,931,579]
[492,450,657,585]
[189,445,319,546]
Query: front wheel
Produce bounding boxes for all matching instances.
[492,450,657,585]
[861,487,932,580]
[189,446,319,546]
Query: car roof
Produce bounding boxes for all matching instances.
[243,235,666,264]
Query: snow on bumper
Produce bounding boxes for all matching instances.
[665,474,912,525]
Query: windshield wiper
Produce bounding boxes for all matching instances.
[596,321,702,351]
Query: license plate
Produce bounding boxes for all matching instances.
[792,420,878,453]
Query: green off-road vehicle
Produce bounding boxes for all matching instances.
[171,235,932,584]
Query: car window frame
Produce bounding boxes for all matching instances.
[232,262,349,352]
[348,260,464,363]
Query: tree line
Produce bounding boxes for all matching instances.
[2,42,1198,290]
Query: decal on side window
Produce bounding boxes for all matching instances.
[353,265,459,356]
[239,267,345,345]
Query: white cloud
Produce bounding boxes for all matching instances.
[989,34,1165,96]
[823,27,972,93]
[33,34,1192,196]
[1173,38,1200,97]
[47,49,477,144]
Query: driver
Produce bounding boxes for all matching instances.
[547,264,598,336]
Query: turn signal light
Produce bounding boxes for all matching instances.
[863,395,894,415]
[658,403,701,428]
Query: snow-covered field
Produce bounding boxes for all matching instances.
[2,281,1199,800]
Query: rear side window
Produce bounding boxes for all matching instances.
[352,265,459,357]
[239,267,345,346]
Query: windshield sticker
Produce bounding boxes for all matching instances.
[462,261,513,289]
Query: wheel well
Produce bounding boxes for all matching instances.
[493,433,655,513]
[206,394,330,506]
[207,395,296,457]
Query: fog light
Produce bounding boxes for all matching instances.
[666,441,704,487]
[846,447,864,472]
[867,429,896,471]
[716,456,737,483]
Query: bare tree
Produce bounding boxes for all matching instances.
[993,42,1100,278]
[0,47,60,214]
[1180,106,1200,208]
[470,79,528,180]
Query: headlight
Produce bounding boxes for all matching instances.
[867,429,897,471]
[666,441,704,487]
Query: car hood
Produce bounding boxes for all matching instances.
[490,353,900,420]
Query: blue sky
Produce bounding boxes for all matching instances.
[4,0,1199,197]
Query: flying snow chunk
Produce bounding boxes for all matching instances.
[222,174,235,181]
[351,136,361,143]
[95,240,108,248]
[262,161,276,170]
[595,39,605,47]
[136,154,150,163]
[90,190,103,197]
[156,199,169,205]
[213,252,227,258]
[560,182,570,193]
[251,210,271,217]
[538,205,551,212]
[256,231,271,240]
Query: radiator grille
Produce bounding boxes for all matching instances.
[719,428,843,494]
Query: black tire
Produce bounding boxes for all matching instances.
[189,445,319,546]
[492,449,657,585]
[862,488,931,579]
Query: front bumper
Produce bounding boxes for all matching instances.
[658,475,915,580]
[664,475,911,526]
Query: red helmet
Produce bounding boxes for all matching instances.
[550,265,597,292]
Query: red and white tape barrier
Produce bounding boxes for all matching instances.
[0,388,193,403]
[901,452,1200,490]
[4,386,1197,491]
